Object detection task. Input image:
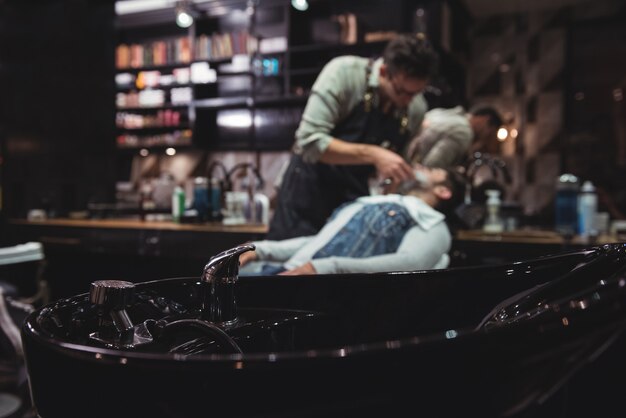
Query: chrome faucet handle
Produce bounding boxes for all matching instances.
[90,280,135,311]
[89,280,137,347]
[201,243,256,284]
[227,162,265,190]
[200,243,255,324]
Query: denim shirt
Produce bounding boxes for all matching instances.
[312,202,415,259]
[253,194,451,274]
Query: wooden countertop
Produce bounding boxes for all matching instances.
[9,218,269,234]
[11,220,620,245]
[455,229,619,245]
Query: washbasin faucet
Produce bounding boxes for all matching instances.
[200,243,255,325]
[466,152,511,186]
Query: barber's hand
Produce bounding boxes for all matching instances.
[373,147,414,185]
[279,262,317,276]
[238,249,258,267]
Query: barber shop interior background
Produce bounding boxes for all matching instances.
[0,0,625,295]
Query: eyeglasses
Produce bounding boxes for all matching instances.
[389,75,423,98]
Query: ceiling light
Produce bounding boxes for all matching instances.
[176,0,194,28]
[115,0,171,16]
[291,0,309,11]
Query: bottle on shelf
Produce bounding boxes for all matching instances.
[208,177,223,222]
[483,189,504,233]
[555,173,580,237]
[578,180,598,239]
[171,186,186,223]
[192,177,210,223]
[252,192,270,225]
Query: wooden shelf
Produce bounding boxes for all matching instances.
[117,125,191,132]
[116,144,194,152]
[192,94,307,109]
[116,83,194,91]
[115,57,243,74]
[193,96,250,109]
[117,104,190,111]
[288,40,387,54]
[455,229,618,245]
[116,63,192,73]
[10,218,268,234]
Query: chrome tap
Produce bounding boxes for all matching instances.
[200,243,255,325]
[88,280,153,348]
[466,152,511,186]
[207,160,231,192]
[226,162,265,191]
[463,152,512,204]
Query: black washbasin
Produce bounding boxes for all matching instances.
[165,308,337,354]
[22,243,626,418]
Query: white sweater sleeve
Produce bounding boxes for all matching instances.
[253,236,315,263]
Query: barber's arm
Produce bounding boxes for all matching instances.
[321,139,414,184]
[295,95,414,184]
[293,57,413,183]
[292,58,357,163]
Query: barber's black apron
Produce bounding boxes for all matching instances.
[267,63,411,240]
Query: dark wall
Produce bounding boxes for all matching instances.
[288,0,469,108]
[565,14,626,218]
[0,0,117,218]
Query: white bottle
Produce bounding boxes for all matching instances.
[483,189,504,233]
[253,192,270,225]
[577,180,598,238]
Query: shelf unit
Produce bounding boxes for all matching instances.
[114,0,297,151]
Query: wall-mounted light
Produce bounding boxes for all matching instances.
[176,0,195,28]
[494,112,518,143]
[497,127,508,142]
[291,0,309,11]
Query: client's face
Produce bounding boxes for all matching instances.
[413,165,447,189]
[394,165,447,194]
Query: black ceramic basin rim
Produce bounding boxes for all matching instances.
[21,244,626,365]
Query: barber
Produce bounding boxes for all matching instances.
[267,34,439,240]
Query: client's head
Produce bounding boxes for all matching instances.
[398,165,467,216]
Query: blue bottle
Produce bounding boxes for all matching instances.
[193,177,210,222]
[577,180,598,238]
[555,174,579,236]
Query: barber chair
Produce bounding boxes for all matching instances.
[0,242,48,418]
